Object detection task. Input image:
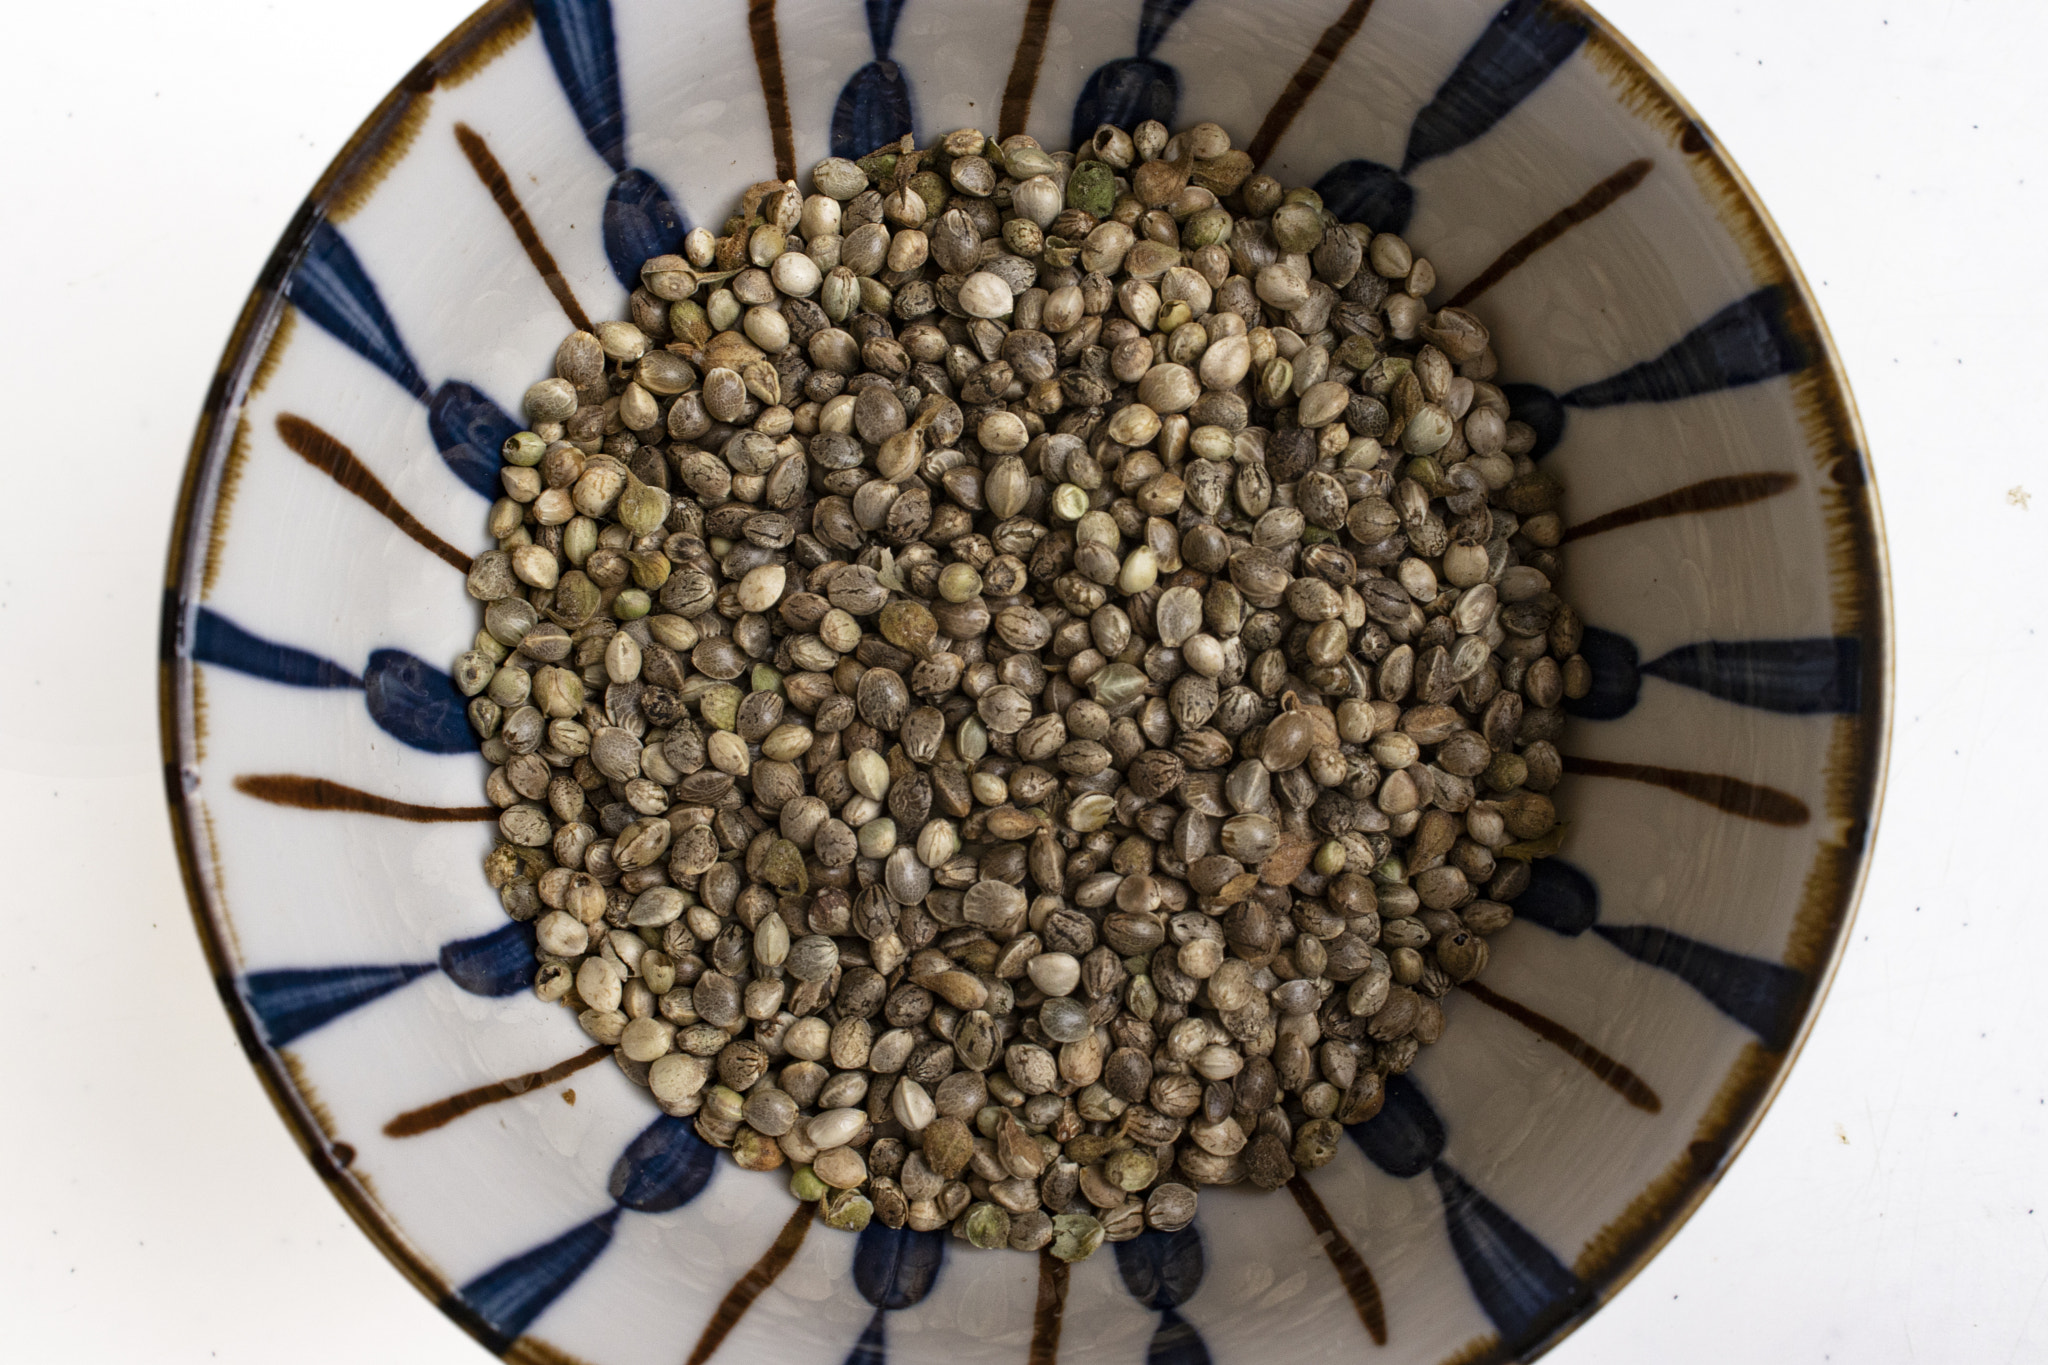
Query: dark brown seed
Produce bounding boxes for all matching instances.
[1104,1047,1154,1103]
[1243,1132,1295,1190]
[1335,1069,1385,1125]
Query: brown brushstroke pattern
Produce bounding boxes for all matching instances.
[1562,471,1797,542]
[1572,1042,1772,1285]
[325,86,433,223]
[290,0,524,215]
[202,309,299,600]
[249,299,299,399]
[234,773,497,822]
[274,414,473,573]
[1287,1176,1387,1345]
[1459,980,1662,1113]
[747,0,796,183]
[1562,754,1810,826]
[999,0,1059,142]
[454,122,593,333]
[1445,158,1653,309]
[1029,1248,1071,1365]
[201,415,253,600]
[686,1201,817,1365]
[384,1046,611,1138]
[1245,0,1379,170]
[435,3,533,90]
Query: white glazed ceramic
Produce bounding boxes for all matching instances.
[160,1,1890,1362]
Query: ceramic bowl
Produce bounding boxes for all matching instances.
[159,0,1890,1360]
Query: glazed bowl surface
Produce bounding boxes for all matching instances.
[160,1,1889,1361]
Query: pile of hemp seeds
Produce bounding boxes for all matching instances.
[461,117,1588,1262]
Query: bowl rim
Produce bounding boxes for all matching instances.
[156,0,1892,1359]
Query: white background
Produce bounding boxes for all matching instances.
[1,0,2043,1360]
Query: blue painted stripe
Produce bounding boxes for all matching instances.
[439,921,541,997]
[1515,863,1807,1044]
[1431,1162,1583,1347]
[190,613,471,754]
[1135,0,1200,59]
[243,962,435,1047]
[363,650,475,754]
[1497,288,1813,459]
[833,61,916,162]
[426,380,519,500]
[532,0,627,170]
[191,614,471,754]
[1148,1307,1213,1365]
[1067,0,1202,155]
[1514,858,1599,937]
[1402,0,1588,173]
[1641,637,1860,716]
[843,1305,888,1365]
[283,225,518,499]
[608,1115,720,1212]
[1347,1072,1446,1177]
[604,167,691,293]
[1114,1226,1205,1311]
[1567,627,1860,719]
[852,1223,946,1310]
[457,1208,622,1352]
[284,220,429,401]
[1312,160,1415,236]
[1593,924,1805,1048]
[862,0,910,58]
[1070,59,1180,158]
[193,608,362,689]
[1562,286,1812,409]
[1311,2,1585,250]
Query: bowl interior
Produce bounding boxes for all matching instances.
[162,1,1886,1362]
